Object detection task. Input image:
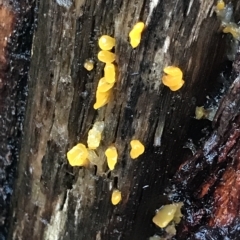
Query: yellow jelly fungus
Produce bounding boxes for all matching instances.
[223,23,240,40]
[87,121,104,149]
[173,202,184,224]
[84,60,94,71]
[152,203,183,228]
[130,140,145,159]
[111,189,122,205]
[105,146,118,170]
[163,66,183,79]
[98,50,116,63]
[87,129,101,149]
[195,106,209,120]
[162,66,184,91]
[97,77,114,92]
[67,143,89,167]
[129,22,145,48]
[216,0,225,11]
[104,63,116,83]
[93,89,111,109]
[98,35,116,50]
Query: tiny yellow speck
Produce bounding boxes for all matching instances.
[111,189,122,205]
[130,140,145,159]
[105,146,118,170]
[84,60,94,71]
[98,35,116,50]
[67,143,89,167]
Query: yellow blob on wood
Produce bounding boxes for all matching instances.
[98,35,116,50]
[67,143,89,167]
[97,77,114,92]
[93,89,111,109]
[162,66,184,91]
[129,22,145,48]
[111,189,122,205]
[84,60,94,71]
[87,121,104,149]
[98,50,116,63]
[130,140,145,159]
[152,203,183,228]
[223,23,240,40]
[195,106,209,120]
[104,63,116,83]
[216,0,225,10]
[105,146,118,170]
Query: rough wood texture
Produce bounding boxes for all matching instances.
[6,0,240,239]
[172,51,240,239]
[0,1,35,238]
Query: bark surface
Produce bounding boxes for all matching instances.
[2,0,240,239]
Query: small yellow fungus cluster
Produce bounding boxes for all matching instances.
[216,0,225,11]
[94,35,117,109]
[152,202,183,229]
[129,22,145,48]
[87,121,104,149]
[84,60,94,71]
[162,66,184,91]
[67,143,89,167]
[111,189,122,205]
[215,0,240,40]
[195,106,209,120]
[105,146,118,170]
[222,22,240,40]
[130,140,145,159]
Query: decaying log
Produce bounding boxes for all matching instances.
[171,50,240,239]
[1,0,240,239]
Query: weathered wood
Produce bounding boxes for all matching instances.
[5,0,240,239]
[171,51,240,239]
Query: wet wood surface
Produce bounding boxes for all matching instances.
[1,0,240,239]
[0,0,35,238]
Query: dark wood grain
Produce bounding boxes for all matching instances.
[0,1,35,238]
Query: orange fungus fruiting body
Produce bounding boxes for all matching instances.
[84,60,94,71]
[162,66,184,91]
[67,143,89,167]
[105,146,118,170]
[129,22,145,48]
[98,35,116,50]
[130,140,145,159]
[104,63,116,83]
[111,189,122,205]
[98,50,116,63]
